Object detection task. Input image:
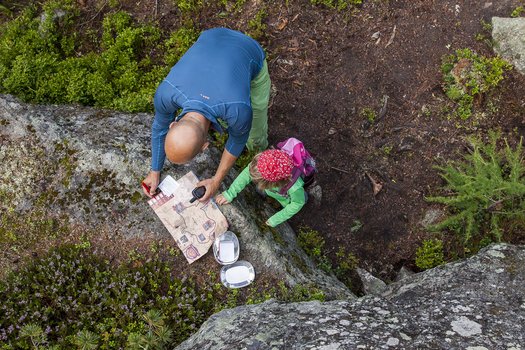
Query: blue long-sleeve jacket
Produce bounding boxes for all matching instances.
[151,28,265,171]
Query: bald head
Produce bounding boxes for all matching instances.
[165,115,209,164]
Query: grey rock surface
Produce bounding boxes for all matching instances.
[0,94,352,299]
[356,267,387,295]
[394,266,415,282]
[176,243,525,349]
[492,17,525,75]
[420,208,445,228]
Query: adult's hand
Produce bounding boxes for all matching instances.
[196,177,221,202]
[142,170,160,198]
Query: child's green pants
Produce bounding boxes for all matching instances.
[248,60,271,152]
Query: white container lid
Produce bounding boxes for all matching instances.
[220,261,255,289]
[213,231,239,265]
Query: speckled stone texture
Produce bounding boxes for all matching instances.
[176,243,525,350]
[0,94,352,299]
[492,17,525,75]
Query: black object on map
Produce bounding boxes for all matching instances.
[189,186,206,203]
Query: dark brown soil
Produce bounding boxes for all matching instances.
[3,0,525,282]
[260,0,525,279]
[257,0,525,279]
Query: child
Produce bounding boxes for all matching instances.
[215,149,307,227]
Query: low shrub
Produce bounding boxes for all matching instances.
[427,132,525,246]
[415,239,445,270]
[0,245,216,348]
[441,48,512,120]
[0,240,329,349]
[247,8,267,41]
[297,226,325,260]
[297,226,358,289]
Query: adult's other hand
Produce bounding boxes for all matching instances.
[142,171,160,198]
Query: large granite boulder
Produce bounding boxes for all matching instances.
[176,243,525,349]
[492,17,525,75]
[0,94,352,299]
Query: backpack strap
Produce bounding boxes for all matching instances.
[278,167,303,196]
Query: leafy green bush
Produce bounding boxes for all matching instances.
[441,48,512,120]
[164,27,200,67]
[415,239,445,270]
[173,0,203,12]
[0,0,200,112]
[427,132,525,245]
[310,0,362,10]
[247,8,267,41]
[0,245,216,348]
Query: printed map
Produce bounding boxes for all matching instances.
[148,171,228,264]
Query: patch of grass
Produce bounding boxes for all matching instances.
[277,281,326,302]
[441,48,512,120]
[480,19,492,32]
[310,0,362,10]
[426,131,525,248]
[415,238,445,270]
[333,246,358,285]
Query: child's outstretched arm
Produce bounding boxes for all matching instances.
[266,187,306,227]
[218,166,252,204]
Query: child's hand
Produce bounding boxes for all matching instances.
[215,194,230,205]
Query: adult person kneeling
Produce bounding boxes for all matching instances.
[142,27,271,201]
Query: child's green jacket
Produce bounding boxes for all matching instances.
[221,166,306,227]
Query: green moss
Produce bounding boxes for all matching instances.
[130,190,143,204]
[277,281,326,302]
[441,48,512,120]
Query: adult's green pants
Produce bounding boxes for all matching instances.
[248,59,271,152]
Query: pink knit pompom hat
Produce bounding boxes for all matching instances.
[256,149,293,182]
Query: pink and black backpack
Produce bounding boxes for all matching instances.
[276,137,317,196]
